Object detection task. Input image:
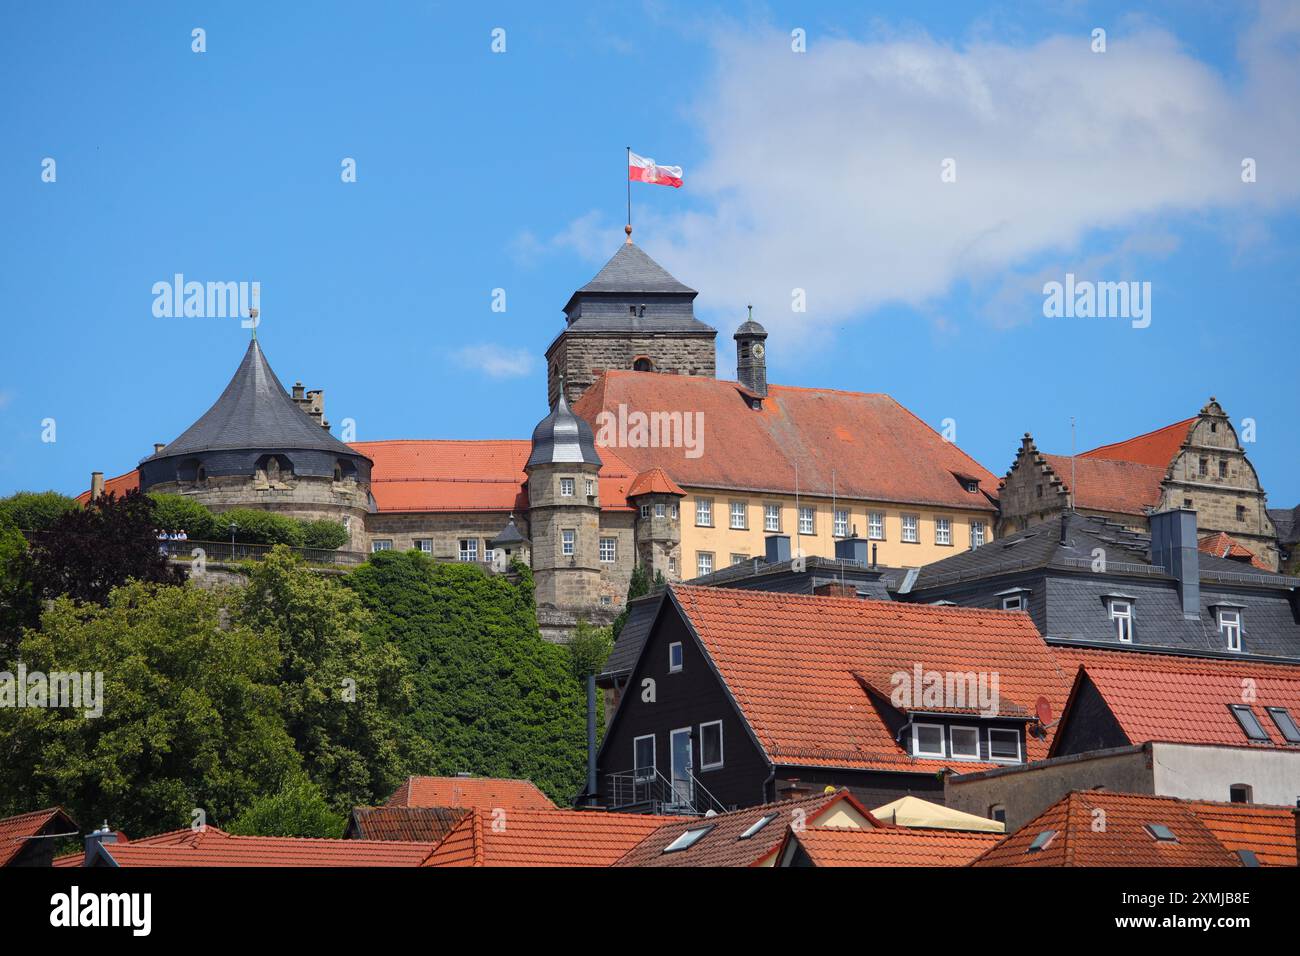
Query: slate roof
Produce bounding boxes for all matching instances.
[613,789,877,868]
[383,776,556,810]
[573,372,999,511]
[144,340,364,461]
[576,242,696,296]
[527,390,602,468]
[602,592,665,680]
[666,585,1073,771]
[785,825,1001,867]
[1268,506,1300,547]
[0,807,76,866]
[422,808,679,867]
[345,806,469,843]
[971,791,1244,867]
[559,243,714,337]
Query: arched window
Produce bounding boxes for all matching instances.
[633,357,654,372]
[177,458,203,483]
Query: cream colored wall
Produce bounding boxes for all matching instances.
[676,488,995,577]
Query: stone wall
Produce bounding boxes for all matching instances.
[364,510,522,561]
[547,332,716,406]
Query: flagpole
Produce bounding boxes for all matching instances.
[626,146,632,242]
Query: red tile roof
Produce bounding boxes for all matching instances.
[384,776,556,810]
[0,807,77,866]
[1199,532,1270,570]
[1079,418,1195,468]
[1185,801,1297,866]
[422,808,680,867]
[73,470,140,506]
[86,826,438,867]
[614,789,879,868]
[1054,663,1300,752]
[971,792,1241,867]
[626,467,686,499]
[350,440,636,513]
[573,372,998,510]
[346,806,469,843]
[1041,453,1165,516]
[787,825,1001,867]
[668,586,1073,772]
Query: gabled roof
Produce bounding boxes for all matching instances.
[73,470,139,506]
[613,789,878,868]
[971,791,1242,867]
[601,592,665,680]
[1040,453,1165,516]
[1199,531,1270,570]
[1050,658,1300,753]
[662,585,1072,772]
[144,340,365,461]
[384,776,556,810]
[87,826,438,867]
[1079,418,1196,467]
[345,806,469,843]
[784,825,1001,867]
[573,372,998,511]
[1184,800,1297,866]
[421,808,679,867]
[0,807,77,866]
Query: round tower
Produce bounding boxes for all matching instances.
[734,306,768,398]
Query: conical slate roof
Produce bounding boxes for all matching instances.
[490,515,529,548]
[147,340,362,460]
[527,390,601,468]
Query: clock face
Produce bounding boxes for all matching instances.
[751,342,765,358]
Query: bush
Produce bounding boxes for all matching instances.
[218,508,305,547]
[147,493,217,538]
[0,491,79,531]
[300,519,349,551]
[568,618,613,681]
[227,774,346,838]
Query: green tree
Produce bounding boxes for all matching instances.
[227,773,345,838]
[234,547,409,813]
[147,493,217,539]
[0,513,38,657]
[0,491,79,531]
[346,551,588,804]
[217,508,305,547]
[568,618,613,682]
[612,563,652,640]
[0,581,300,837]
[299,519,349,551]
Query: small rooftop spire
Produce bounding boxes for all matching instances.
[625,223,633,244]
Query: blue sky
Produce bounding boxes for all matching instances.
[1,1,1297,505]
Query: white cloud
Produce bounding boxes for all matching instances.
[548,5,1300,343]
[453,344,535,379]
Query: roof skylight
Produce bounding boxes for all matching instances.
[663,825,713,854]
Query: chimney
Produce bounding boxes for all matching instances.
[815,582,858,599]
[586,674,598,805]
[1150,508,1201,619]
[84,822,117,864]
[90,471,105,501]
[834,534,869,566]
[153,442,165,455]
[292,381,305,400]
[871,542,878,569]
[765,534,792,564]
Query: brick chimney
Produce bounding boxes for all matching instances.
[90,471,104,500]
[815,582,858,599]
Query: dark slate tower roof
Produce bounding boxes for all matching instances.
[559,241,713,334]
[527,389,602,468]
[490,515,529,548]
[145,340,363,461]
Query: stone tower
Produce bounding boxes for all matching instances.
[545,237,717,407]
[525,387,604,618]
[627,467,685,582]
[734,307,769,397]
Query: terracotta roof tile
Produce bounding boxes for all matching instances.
[1199,532,1271,570]
[346,806,469,843]
[73,470,140,506]
[626,467,686,499]
[1184,801,1297,866]
[1041,454,1164,516]
[422,809,680,867]
[0,808,76,867]
[790,825,1001,867]
[74,826,437,867]
[671,585,1073,772]
[1079,418,1195,468]
[574,372,998,510]
[972,792,1243,867]
[384,776,556,810]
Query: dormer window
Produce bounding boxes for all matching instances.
[911,723,945,758]
[1217,609,1242,652]
[1108,599,1134,643]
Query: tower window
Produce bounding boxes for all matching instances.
[1236,505,1246,521]
[1218,460,1228,479]
[561,530,575,556]
[560,478,574,497]
[633,358,653,372]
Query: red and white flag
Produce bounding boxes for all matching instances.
[629,150,683,188]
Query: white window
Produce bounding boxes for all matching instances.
[668,642,683,673]
[799,507,815,535]
[663,826,713,853]
[911,723,945,758]
[1001,593,1024,611]
[671,503,679,520]
[668,556,677,575]
[654,503,666,518]
[868,511,884,540]
[935,517,952,546]
[949,726,980,760]
[1110,599,1133,643]
[585,479,595,497]
[561,529,575,556]
[833,509,849,537]
[901,514,919,543]
[633,735,656,778]
[696,551,713,577]
[640,504,650,519]
[371,539,393,552]
[560,477,574,497]
[730,501,747,530]
[414,539,432,553]
[764,504,781,532]
[739,814,777,839]
[599,537,616,563]
[730,553,748,565]
[458,538,478,562]
[1218,609,1242,652]
[699,720,724,770]
[988,728,1022,763]
[696,498,713,527]
[971,521,987,548]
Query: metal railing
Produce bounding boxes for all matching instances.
[158,538,366,566]
[605,767,728,816]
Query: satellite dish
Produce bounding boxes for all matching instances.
[1035,696,1054,726]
